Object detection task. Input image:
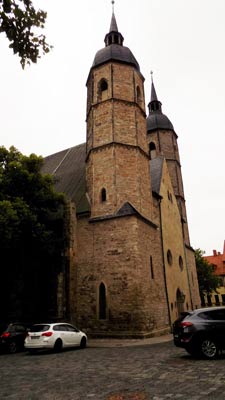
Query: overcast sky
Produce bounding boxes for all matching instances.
[1,0,225,256]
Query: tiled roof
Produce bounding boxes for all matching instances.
[204,241,225,276]
[42,143,90,214]
[42,145,165,216]
[150,157,164,195]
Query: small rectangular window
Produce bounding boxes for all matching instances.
[207,295,212,306]
[222,294,225,305]
[150,256,154,279]
[214,294,220,305]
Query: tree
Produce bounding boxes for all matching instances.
[0,0,51,68]
[0,146,66,320]
[195,248,222,300]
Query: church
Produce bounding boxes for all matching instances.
[42,9,201,337]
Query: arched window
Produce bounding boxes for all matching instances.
[99,282,107,319]
[114,35,119,44]
[149,142,156,159]
[167,249,173,266]
[101,188,107,202]
[179,256,184,271]
[98,79,108,101]
[136,85,142,105]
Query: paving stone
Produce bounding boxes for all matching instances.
[1,338,225,399]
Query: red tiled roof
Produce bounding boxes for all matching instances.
[204,241,225,276]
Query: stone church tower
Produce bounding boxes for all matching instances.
[147,79,200,312]
[82,12,170,335]
[42,8,201,336]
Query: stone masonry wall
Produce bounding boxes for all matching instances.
[74,214,169,336]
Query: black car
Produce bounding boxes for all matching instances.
[0,322,29,353]
[173,307,225,359]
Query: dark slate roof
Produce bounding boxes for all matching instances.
[150,157,164,195]
[147,79,174,132]
[116,202,138,217]
[150,81,158,102]
[92,10,140,72]
[42,143,89,214]
[147,111,174,132]
[92,44,140,71]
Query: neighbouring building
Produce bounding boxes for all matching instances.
[203,241,225,307]
[42,10,201,337]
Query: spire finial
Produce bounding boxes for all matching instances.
[112,0,115,13]
[150,70,153,82]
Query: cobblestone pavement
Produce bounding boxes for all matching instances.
[1,335,225,400]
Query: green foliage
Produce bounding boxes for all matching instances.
[0,145,65,249]
[195,248,222,299]
[0,0,51,68]
[0,146,66,320]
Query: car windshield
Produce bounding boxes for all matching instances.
[30,325,50,333]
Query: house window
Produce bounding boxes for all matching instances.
[150,256,154,279]
[207,294,212,306]
[99,282,107,320]
[201,295,206,307]
[101,188,107,202]
[214,294,220,305]
[222,294,225,305]
[98,79,108,101]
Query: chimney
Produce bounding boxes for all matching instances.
[213,250,217,256]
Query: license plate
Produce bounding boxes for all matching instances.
[31,336,40,339]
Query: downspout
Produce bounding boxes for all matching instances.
[158,197,172,330]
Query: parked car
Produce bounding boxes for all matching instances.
[173,306,225,359]
[0,322,29,353]
[25,322,87,353]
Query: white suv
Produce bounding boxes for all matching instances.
[25,323,87,352]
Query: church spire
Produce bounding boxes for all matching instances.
[148,73,162,113]
[104,1,124,47]
[109,1,118,32]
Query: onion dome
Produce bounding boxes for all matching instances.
[147,79,174,132]
[92,11,140,71]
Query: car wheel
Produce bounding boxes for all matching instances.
[80,337,86,349]
[9,341,17,354]
[201,338,218,359]
[54,339,63,352]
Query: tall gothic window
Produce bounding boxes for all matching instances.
[101,188,107,202]
[149,142,156,159]
[136,85,142,105]
[99,282,107,319]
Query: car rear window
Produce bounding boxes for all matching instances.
[30,324,50,332]
[175,312,191,322]
[198,312,212,320]
[7,324,27,333]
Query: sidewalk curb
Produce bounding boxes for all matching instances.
[88,334,173,348]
